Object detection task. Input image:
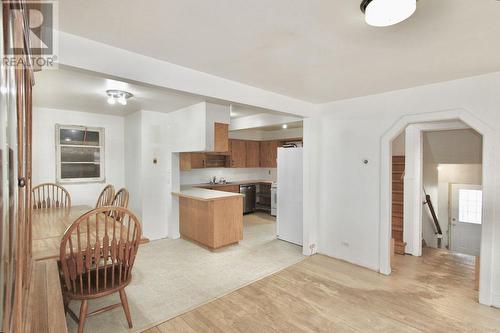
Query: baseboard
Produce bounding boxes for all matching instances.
[492,293,500,309]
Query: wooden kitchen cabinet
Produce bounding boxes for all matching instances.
[246,140,260,168]
[260,140,279,168]
[191,152,207,169]
[214,122,229,152]
[214,185,240,193]
[229,139,247,168]
[180,152,192,171]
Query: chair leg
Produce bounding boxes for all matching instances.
[119,289,133,328]
[63,295,69,314]
[78,300,88,333]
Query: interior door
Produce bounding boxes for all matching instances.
[450,184,482,256]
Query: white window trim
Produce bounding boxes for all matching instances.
[55,124,106,184]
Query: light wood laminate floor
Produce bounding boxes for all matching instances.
[144,248,500,332]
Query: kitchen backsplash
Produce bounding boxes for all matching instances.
[180,168,277,185]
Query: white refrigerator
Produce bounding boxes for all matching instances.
[276,147,303,246]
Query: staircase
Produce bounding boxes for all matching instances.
[392,156,406,255]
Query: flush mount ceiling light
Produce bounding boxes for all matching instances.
[360,0,416,27]
[282,124,288,129]
[106,90,133,106]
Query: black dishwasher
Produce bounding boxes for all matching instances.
[239,184,256,214]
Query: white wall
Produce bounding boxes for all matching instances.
[32,107,125,206]
[124,102,232,240]
[424,129,483,164]
[392,131,405,156]
[124,111,143,217]
[314,72,500,306]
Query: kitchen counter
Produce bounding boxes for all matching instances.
[189,180,273,189]
[172,187,244,250]
[172,187,242,201]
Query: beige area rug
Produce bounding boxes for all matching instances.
[67,213,304,332]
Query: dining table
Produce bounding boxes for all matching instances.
[32,205,149,261]
[32,205,93,261]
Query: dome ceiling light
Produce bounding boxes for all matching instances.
[106,89,133,106]
[360,0,416,27]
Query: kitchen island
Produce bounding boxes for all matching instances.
[172,188,244,249]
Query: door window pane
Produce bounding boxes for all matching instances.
[458,189,482,224]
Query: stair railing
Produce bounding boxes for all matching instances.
[423,188,443,248]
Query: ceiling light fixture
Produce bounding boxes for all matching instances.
[106,90,133,106]
[360,0,416,27]
[282,124,288,129]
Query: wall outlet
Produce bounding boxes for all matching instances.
[309,243,317,255]
[341,241,350,247]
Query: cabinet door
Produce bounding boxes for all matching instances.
[217,185,240,193]
[260,141,279,168]
[191,153,207,169]
[214,123,229,152]
[246,141,260,168]
[179,153,192,171]
[229,140,246,168]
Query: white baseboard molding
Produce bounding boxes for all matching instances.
[492,293,500,309]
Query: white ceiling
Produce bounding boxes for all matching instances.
[33,68,283,118]
[58,0,500,103]
[33,69,205,115]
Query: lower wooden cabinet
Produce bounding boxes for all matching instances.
[216,185,240,193]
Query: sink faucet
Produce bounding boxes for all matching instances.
[210,176,217,184]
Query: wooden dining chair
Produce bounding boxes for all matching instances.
[59,206,142,333]
[95,184,115,208]
[32,183,71,209]
[111,188,129,209]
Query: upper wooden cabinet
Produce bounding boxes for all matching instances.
[246,141,260,168]
[180,153,193,171]
[260,141,279,168]
[229,139,247,168]
[180,138,300,171]
[213,123,229,152]
[191,152,207,169]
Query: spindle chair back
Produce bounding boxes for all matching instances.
[95,184,115,208]
[59,206,141,332]
[32,183,71,210]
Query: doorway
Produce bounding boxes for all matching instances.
[450,184,482,256]
[381,110,495,306]
[390,123,484,301]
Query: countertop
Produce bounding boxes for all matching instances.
[189,180,274,188]
[172,187,243,201]
[173,180,273,201]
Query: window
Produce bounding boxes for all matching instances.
[458,189,482,224]
[56,125,105,183]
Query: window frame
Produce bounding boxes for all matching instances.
[55,124,106,184]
